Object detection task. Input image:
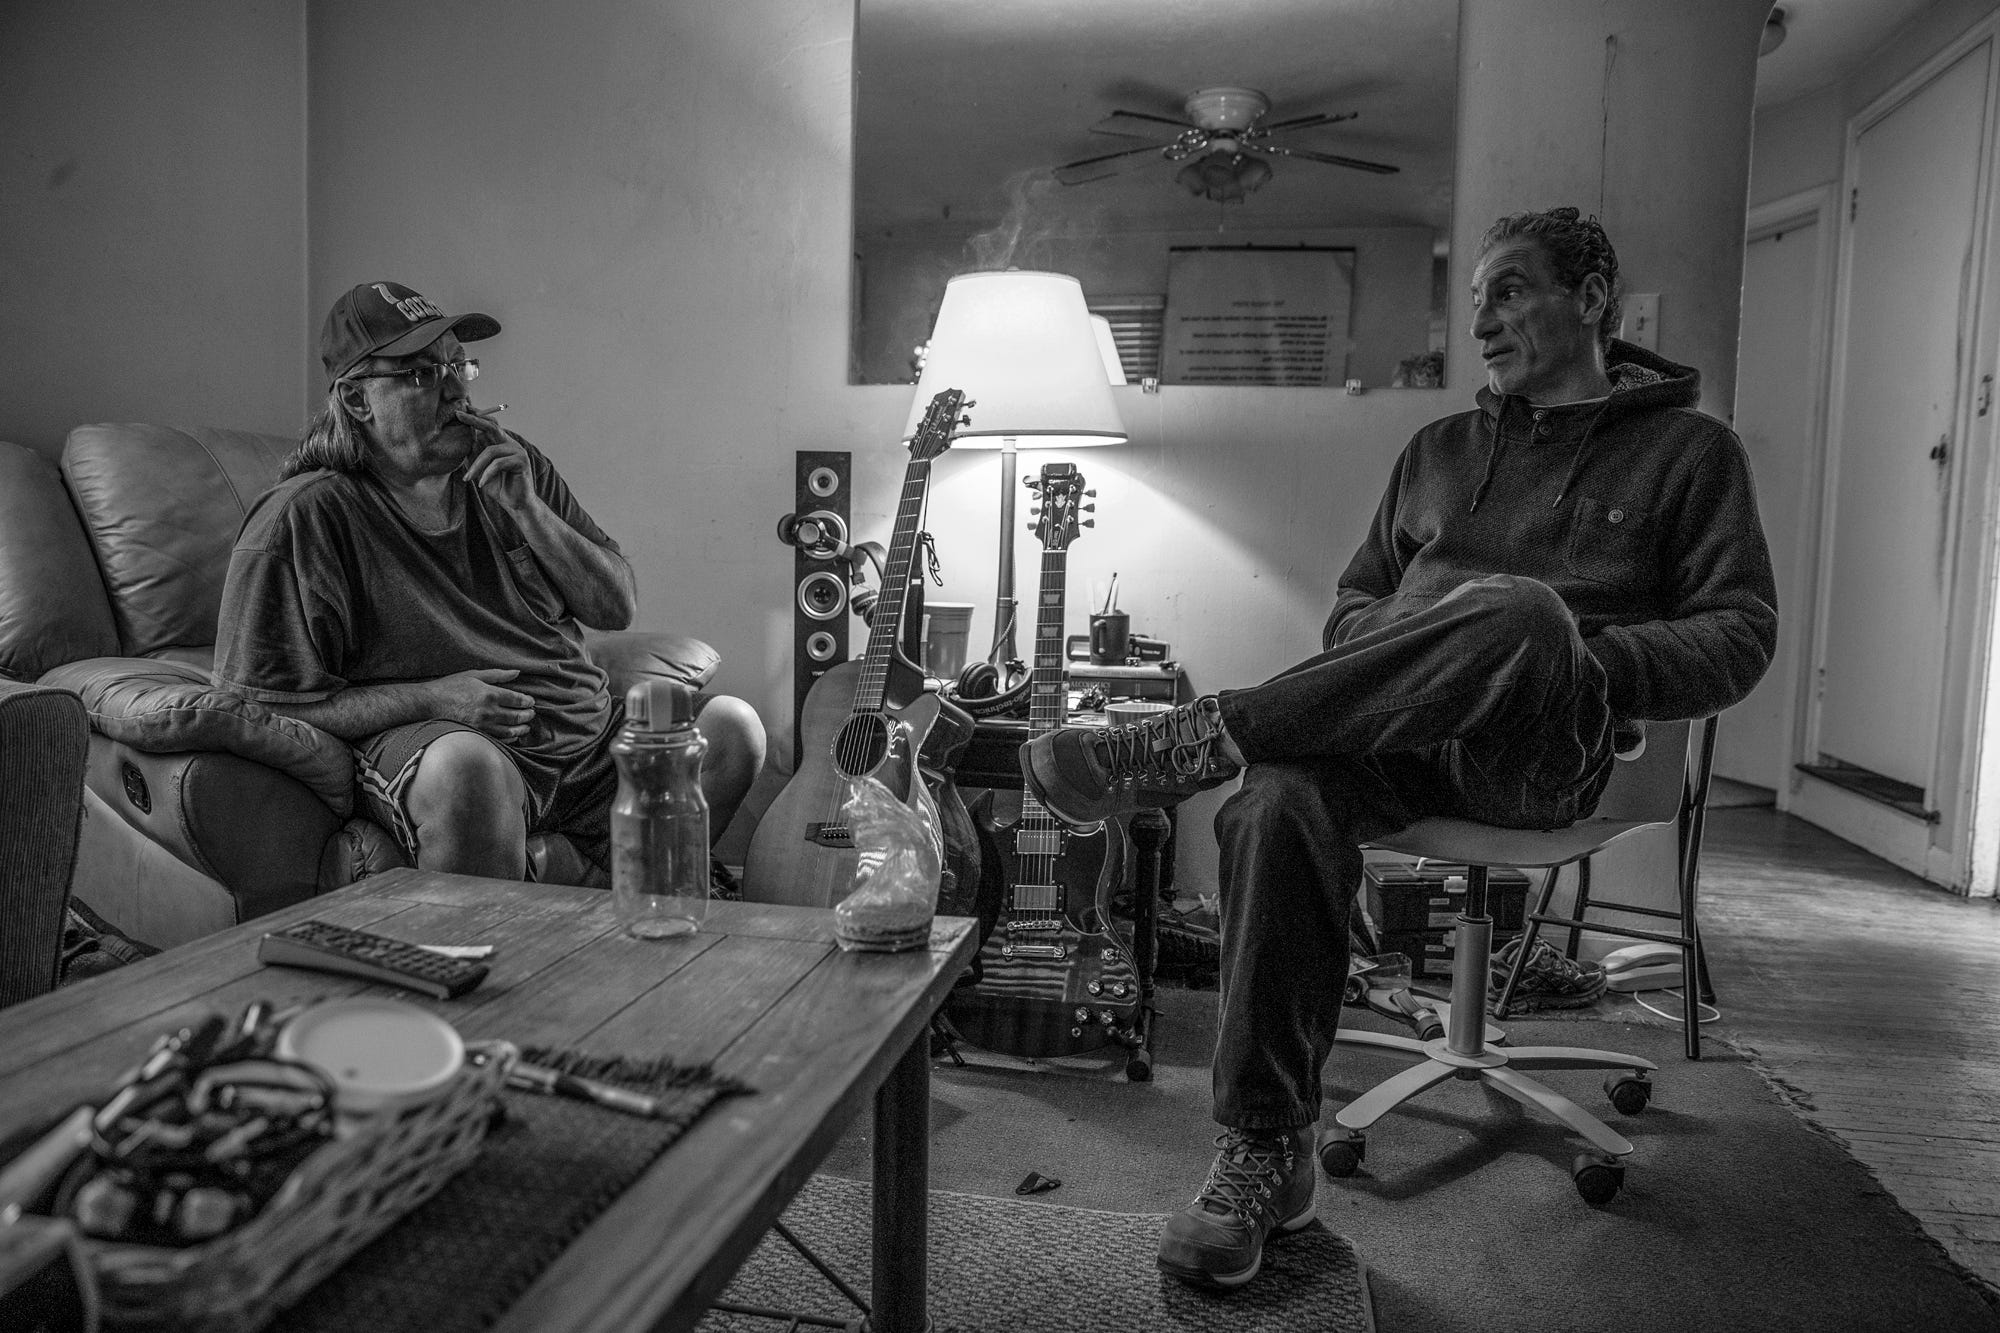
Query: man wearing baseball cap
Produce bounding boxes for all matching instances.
[213,281,765,885]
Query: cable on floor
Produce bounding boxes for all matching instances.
[1631,987,1721,1025]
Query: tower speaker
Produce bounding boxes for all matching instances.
[789,450,851,767]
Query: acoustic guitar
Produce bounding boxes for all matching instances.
[743,389,966,909]
[947,462,1141,1057]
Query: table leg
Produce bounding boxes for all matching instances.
[869,1030,931,1333]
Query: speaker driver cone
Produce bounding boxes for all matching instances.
[797,570,848,621]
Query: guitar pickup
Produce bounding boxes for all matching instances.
[1013,829,1064,857]
[805,822,855,848]
[1009,884,1059,912]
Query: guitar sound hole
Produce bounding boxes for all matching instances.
[832,713,892,778]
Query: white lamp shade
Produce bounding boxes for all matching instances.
[1091,315,1128,386]
[901,270,1127,449]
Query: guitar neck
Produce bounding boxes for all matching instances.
[1019,544,1070,829]
[850,457,932,716]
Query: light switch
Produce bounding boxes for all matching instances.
[1624,293,1660,350]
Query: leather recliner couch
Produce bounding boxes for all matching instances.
[0,424,720,951]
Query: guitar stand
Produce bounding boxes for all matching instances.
[1118,808,1170,1082]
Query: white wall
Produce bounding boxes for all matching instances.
[3,0,1774,900]
[0,0,307,461]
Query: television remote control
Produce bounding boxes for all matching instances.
[257,919,489,999]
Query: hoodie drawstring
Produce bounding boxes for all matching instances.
[1551,398,1617,509]
[1469,397,1508,514]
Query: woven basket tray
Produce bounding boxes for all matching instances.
[80,1039,517,1333]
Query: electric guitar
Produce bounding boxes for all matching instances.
[947,462,1142,1057]
[743,389,966,909]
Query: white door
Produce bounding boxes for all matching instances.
[1721,214,1823,792]
[1815,42,1991,794]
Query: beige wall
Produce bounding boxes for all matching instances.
[0,0,307,461]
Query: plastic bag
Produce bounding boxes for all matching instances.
[833,774,942,953]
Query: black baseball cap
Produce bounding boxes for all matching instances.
[319,281,501,383]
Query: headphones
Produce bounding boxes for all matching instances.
[953,659,1032,717]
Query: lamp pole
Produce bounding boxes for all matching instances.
[990,437,1021,667]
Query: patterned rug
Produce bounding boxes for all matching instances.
[699,1174,1374,1333]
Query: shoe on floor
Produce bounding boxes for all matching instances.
[1156,1126,1316,1289]
[1021,696,1239,828]
[1491,935,1608,1012]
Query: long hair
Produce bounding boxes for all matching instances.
[282,388,370,479]
[1477,206,1623,350]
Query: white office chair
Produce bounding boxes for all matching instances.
[1321,717,1716,1204]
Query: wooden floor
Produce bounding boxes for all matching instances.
[1700,805,2000,1292]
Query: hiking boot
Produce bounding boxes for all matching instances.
[1157,1126,1317,1289]
[1491,936,1608,1012]
[1021,696,1239,828]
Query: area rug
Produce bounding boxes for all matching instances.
[802,988,1998,1333]
[699,1175,1372,1332]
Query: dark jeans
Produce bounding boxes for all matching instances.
[1208,574,1615,1131]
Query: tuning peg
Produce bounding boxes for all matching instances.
[1085,489,1098,497]
[1083,503,1097,513]
[1082,518,1096,528]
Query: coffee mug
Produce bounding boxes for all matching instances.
[1066,611,1131,665]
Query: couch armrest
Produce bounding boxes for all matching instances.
[585,630,721,699]
[0,679,88,1006]
[41,657,353,817]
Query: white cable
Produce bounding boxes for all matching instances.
[1632,987,1720,1025]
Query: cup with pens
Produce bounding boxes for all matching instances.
[1068,571,1132,665]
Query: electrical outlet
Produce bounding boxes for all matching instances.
[1623,292,1660,350]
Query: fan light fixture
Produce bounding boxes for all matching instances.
[1760,6,1787,57]
[1177,151,1273,203]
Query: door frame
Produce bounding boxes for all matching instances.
[1742,185,1838,817]
[1797,14,2000,892]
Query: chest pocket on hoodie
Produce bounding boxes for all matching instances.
[1563,496,1653,588]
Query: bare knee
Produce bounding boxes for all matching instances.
[695,694,767,829]
[404,730,527,874]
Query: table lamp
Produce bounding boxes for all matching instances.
[900,270,1127,672]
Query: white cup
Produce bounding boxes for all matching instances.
[1104,699,1173,726]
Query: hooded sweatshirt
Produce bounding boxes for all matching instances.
[1326,340,1777,724]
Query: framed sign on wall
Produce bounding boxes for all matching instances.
[1161,247,1356,386]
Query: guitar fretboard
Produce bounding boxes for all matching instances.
[850,458,931,717]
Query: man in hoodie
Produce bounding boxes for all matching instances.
[1021,208,1777,1290]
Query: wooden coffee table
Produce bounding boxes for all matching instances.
[0,868,977,1332]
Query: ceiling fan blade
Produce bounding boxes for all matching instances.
[1054,143,1168,185]
[1257,110,1359,134]
[1091,108,1198,137]
[1254,143,1400,175]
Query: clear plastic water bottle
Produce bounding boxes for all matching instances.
[610,679,709,939]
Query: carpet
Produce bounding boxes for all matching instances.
[797,987,1998,1333]
[700,1175,1373,1333]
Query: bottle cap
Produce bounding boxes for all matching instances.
[624,678,695,731]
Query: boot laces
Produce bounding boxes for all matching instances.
[1103,703,1218,781]
[1192,1130,1294,1221]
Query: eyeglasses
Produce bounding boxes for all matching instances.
[343,358,479,389]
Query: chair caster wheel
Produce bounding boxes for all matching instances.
[1605,1071,1652,1115]
[1126,1051,1154,1082]
[1319,1131,1365,1178]
[1572,1153,1625,1205]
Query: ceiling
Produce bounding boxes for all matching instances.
[854,0,1943,241]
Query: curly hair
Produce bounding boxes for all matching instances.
[281,389,370,479]
[1477,206,1623,349]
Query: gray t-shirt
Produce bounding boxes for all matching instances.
[213,438,618,791]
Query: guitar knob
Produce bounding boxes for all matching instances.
[1097,1009,1116,1027]
[1074,1007,1091,1023]
[1086,980,1102,996]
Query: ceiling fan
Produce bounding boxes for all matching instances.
[1053,87,1399,202]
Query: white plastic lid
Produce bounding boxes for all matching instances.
[276,996,465,1117]
[624,679,695,731]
